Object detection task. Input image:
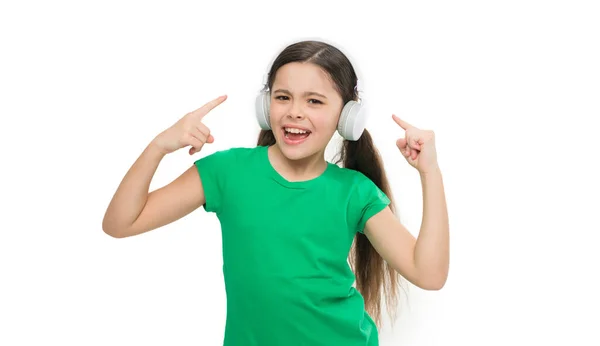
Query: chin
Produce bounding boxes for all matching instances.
[274,129,320,161]
[275,141,314,161]
[279,146,313,161]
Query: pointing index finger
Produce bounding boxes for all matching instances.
[392,114,412,130]
[194,95,228,119]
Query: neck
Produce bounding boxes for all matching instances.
[268,144,328,182]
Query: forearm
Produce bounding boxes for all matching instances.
[102,140,166,236]
[414,166,449,289]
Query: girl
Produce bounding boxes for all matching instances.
[102,40,449,346]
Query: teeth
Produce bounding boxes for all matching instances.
[285,127,308,134]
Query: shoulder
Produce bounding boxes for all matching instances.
[331,165,391,233]
[197,145,259,159]
[333,165,390,202]
[192,146,264,214]
[328,163,375,187]
[194,146,264,167]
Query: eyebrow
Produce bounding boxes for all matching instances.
[272,89,328,99]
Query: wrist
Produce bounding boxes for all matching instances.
[148,138,169,158]
[419,165,441,178]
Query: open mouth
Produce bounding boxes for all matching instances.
[282,127,311,144]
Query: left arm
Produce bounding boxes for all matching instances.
[364,167,449,290]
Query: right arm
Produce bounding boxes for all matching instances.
[101,141,206,238]
[102,94,227,238]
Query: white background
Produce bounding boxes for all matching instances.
[1,0,599,345]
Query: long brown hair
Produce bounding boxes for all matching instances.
[256,40,403,328]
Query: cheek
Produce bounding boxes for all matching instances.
[269,104,286,125]
[313,111,339,132]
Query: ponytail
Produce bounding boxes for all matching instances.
[336,129,402,328]
[257,129,276,147]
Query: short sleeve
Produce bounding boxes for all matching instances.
[351,174,391,234]
[193,148,237,214]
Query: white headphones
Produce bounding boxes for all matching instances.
[255,60,368,141]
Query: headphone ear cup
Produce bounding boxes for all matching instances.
[337,100,367,141]
[255,91,271,130]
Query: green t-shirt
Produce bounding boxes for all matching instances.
[194,145,390,346]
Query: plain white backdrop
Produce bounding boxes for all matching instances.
[1,0,599,345]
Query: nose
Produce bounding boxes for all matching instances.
[287,101,305,119]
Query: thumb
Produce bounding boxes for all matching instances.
[188,135,215,155]
[396,138,407,149]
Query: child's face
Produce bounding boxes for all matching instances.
[269,62,344,161]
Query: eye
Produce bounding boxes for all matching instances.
[275,95,289,101]
[308,99,323,104]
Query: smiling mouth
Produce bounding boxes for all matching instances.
[282,127,311,142]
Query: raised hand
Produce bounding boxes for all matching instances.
[153,95,227,155]
[392,114,439,174]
